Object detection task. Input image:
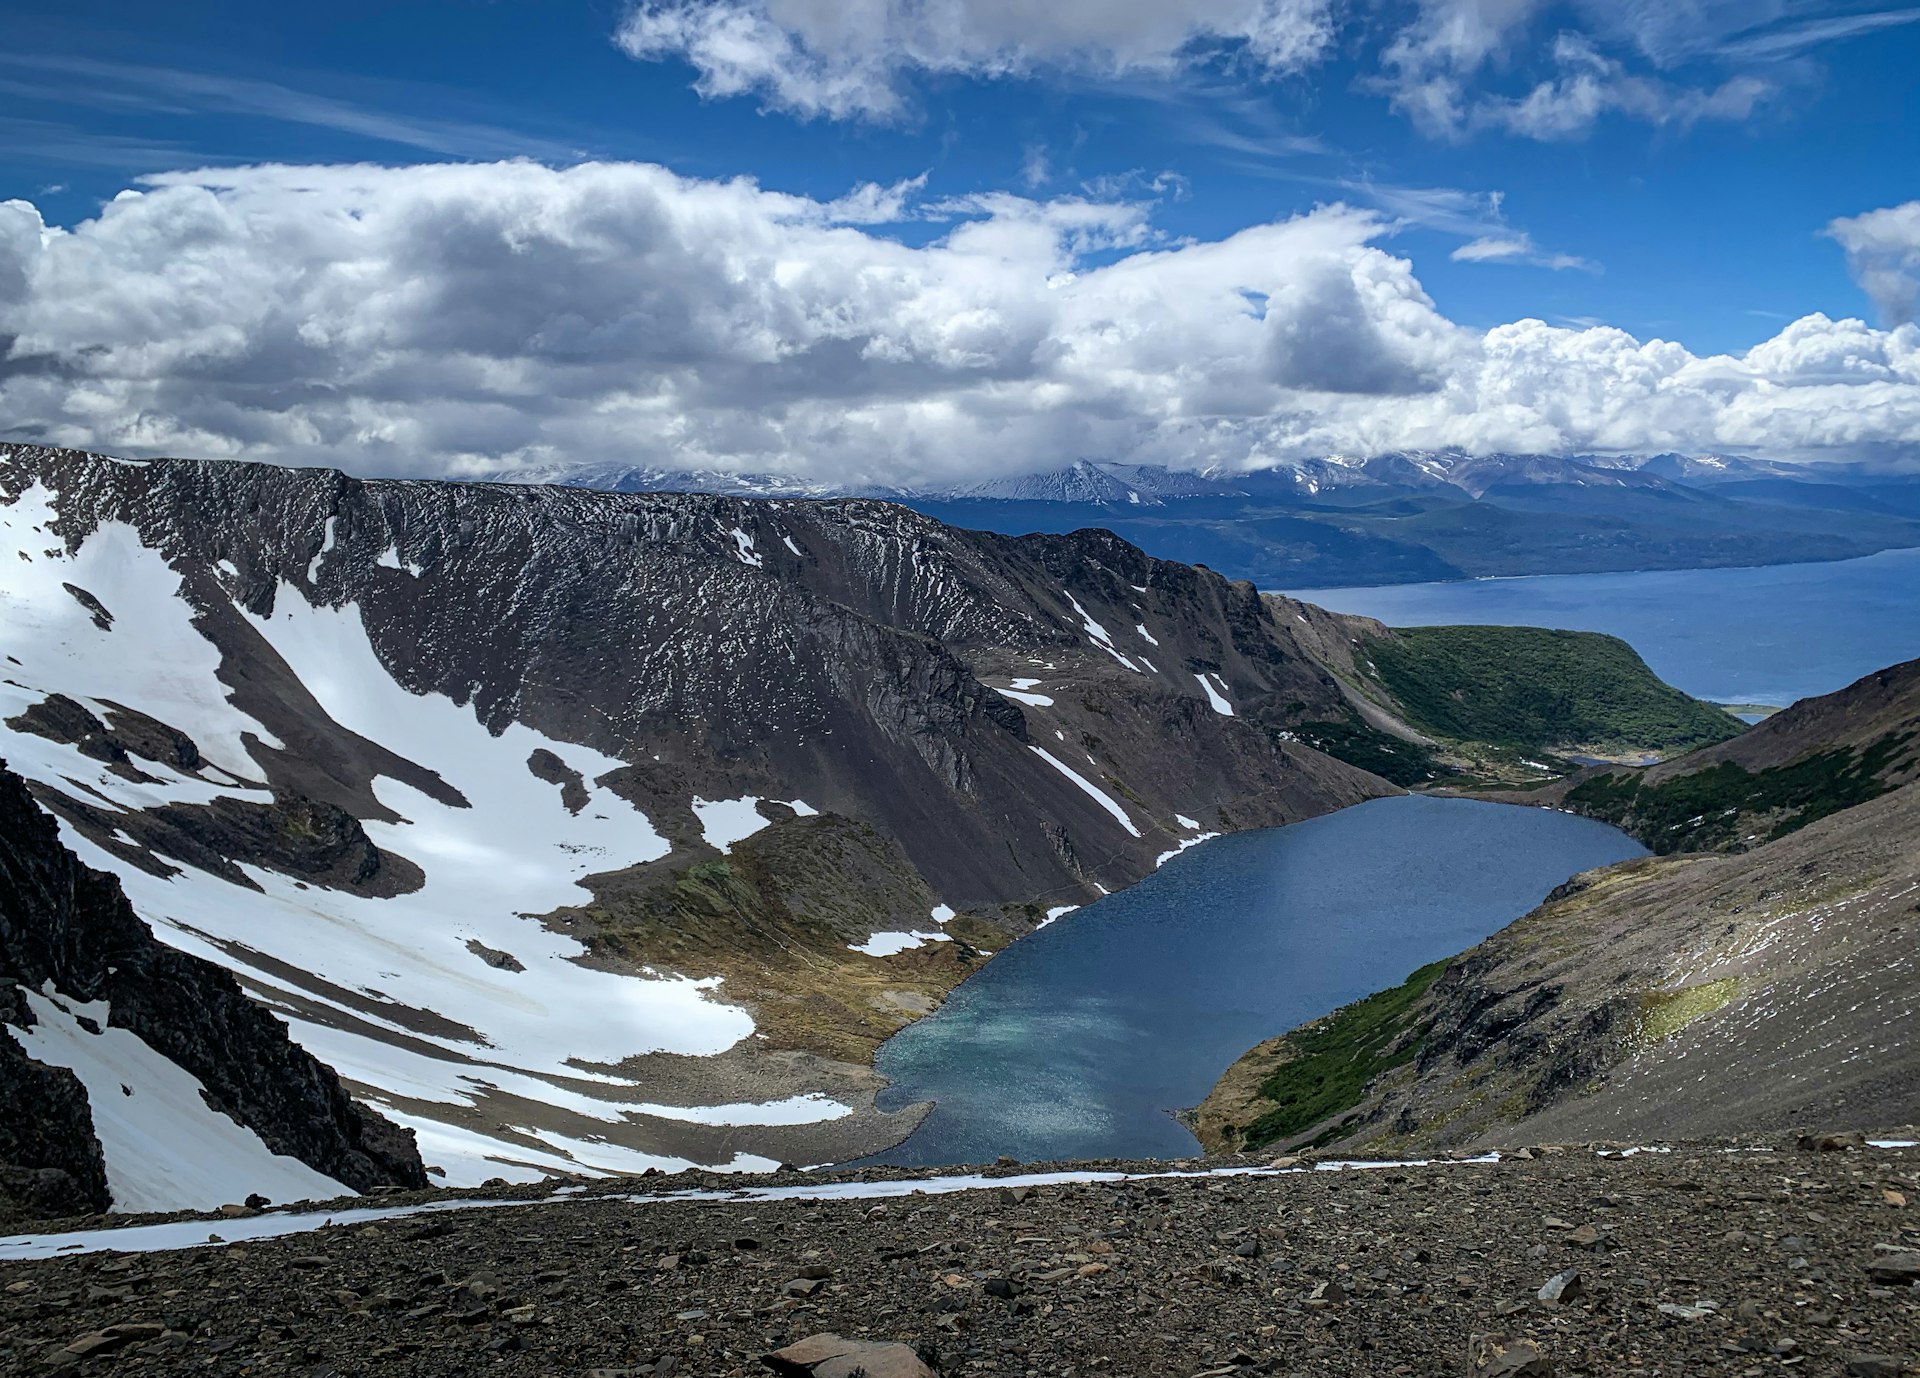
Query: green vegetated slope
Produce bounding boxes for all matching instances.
[1560,655,1920,854]
[1358,625,1744,755]
[1191,961,1447,1154]
[1565,731,1917,854]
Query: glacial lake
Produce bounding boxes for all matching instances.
[1289,546,1920,708]
[865,796,1645,1167]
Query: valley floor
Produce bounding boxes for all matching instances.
[2,1139,1917,1376]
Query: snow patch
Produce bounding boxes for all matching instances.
[5,987,347,1213]
[374,544,426,577]
[779,532,803,557]
[307,515,337,583]
[1134,623,1159,646]
[1064,594,1140,673]
[850,930,950,956]
[1175,813,1201,830]
[1028,746,1140,837]
[729,527,762,567]
[1155,832,1221,867]
[1194,673,1234,716]
[693,796,800,851]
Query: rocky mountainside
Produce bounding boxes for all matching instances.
[0,442,1395,1194]
[0,763,424,1223]
[1193,658,1920,1157]
[1546,657,1920,853]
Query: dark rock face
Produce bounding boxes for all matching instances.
[0,763,426,1218]
[0,981,105,1221]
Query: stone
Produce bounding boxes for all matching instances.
[1537,1269,1585,1304]
[761,1333,937,1378]
[1562,1223,1610,1251]
[1657,1301,1717,1320]
[244,1193,271,1209]
[1468,1334,1553,1377]
[1866,1250,1920,1284]
[1796,1131,1866,1152]
[783,1277,827,1297]
[1843,1357,1907,1378]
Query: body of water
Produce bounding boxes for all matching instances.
[866,796,1645,1167]
[1288,547,1920,708]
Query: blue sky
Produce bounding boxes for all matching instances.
[1,1,1917,480]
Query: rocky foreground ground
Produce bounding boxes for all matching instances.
[1,1138,1917,1377]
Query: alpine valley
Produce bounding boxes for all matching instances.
[3,443,1916,1206]
[3,440,1433,1212]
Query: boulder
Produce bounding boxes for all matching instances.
[763,1333,936,1378]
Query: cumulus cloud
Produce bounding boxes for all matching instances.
[614,0,1337,120]
[0,161,1915,483]
[1828,201,1920,325]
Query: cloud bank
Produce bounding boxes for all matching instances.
[0,162,1915,482]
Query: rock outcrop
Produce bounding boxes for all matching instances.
[0,763,426,1221]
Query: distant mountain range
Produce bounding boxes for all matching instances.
[490,452,1920,587]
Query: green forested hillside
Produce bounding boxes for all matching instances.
[1358,625,1744,755]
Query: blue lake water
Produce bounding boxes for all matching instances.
[1288,547,1920,708]
[866,796,1645,1167]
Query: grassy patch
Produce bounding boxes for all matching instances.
[1638,978,1742,1044]
[1237,960,1447,1151]
[1359,625,1743,755]
[1566,729,1916,853]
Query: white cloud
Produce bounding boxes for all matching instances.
[1470,34,1772,141]
[614,0,1339,119]
[0,161,1916,483]
[608,0,1904,147]
[1451,233,1594,272]
[1828,200,1920,326]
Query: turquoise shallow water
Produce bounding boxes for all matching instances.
[865,796,1645,1167]
[1288,547,1920,708]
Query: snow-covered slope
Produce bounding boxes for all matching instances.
[0,444,1390,1188]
